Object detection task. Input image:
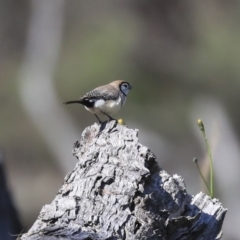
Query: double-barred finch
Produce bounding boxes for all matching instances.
[64,80,132,123]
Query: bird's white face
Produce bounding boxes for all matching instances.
[120,82,132,96]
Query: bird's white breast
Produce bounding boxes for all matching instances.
[85,96,122,116]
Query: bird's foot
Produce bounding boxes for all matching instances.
[108,117,116,122]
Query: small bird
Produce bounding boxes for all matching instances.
[64,80,132,123]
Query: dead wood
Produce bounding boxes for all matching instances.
[20,121,226,240]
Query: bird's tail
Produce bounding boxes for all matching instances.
[63,100,83,105]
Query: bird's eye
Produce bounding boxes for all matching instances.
[122,83,128,88]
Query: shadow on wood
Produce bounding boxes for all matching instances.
[20,121,226,240]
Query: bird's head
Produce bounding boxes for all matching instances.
[110,80,132,96]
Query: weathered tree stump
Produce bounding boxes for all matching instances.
[20,121,226,240]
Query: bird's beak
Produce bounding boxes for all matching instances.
[129,85,133,90]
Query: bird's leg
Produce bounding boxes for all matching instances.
[94,114,102,124]
[101,112,116,121]
[95,114,107,135]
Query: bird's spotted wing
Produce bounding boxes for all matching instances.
[83,85,119,101]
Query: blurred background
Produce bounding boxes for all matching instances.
[1,0,239,239]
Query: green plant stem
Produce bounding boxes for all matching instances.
[195,160,211,195]
[202,131,214,198]
[197,119,214,198]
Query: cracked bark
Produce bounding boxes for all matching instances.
[20,121,226,240]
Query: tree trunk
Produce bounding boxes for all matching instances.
[0,152,22,240]
[20,121,226,240]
